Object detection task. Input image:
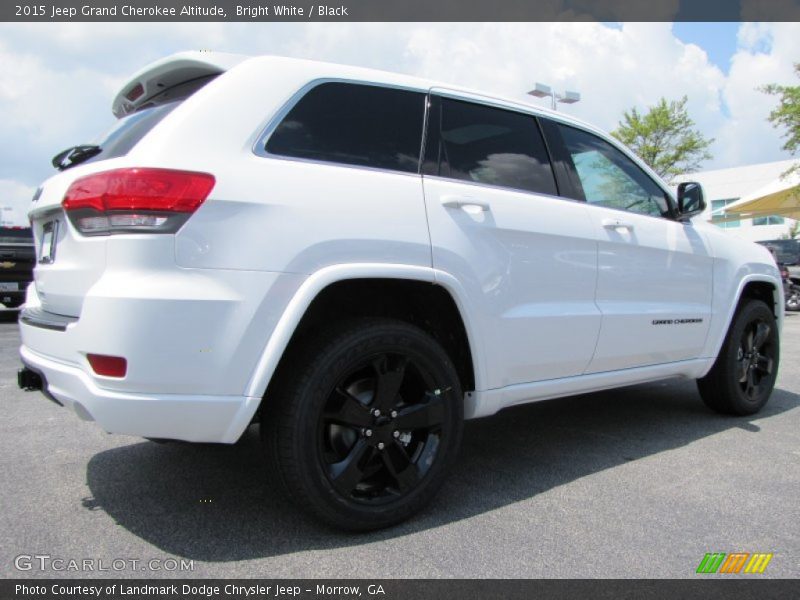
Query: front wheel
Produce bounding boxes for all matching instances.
[262,318,463,531]
[697,299,779,415]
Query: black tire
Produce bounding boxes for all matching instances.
[697,299,780,415]
[262,317,463,531]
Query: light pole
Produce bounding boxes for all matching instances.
[527,82,581,111]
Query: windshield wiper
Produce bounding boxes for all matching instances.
[51,144,102,171]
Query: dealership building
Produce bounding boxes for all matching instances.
[675,158,798,242]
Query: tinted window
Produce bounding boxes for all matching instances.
[83,102,180,166]
[266,82,426,173]
[424,97,557,195]
[556,124,671,218]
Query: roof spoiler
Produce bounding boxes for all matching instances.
[111,51,247,118]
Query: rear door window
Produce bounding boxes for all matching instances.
[266,82,426,173]
[423,96,558,196]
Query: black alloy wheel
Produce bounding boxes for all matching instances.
[320,352,446,504]
[735,319,776,401]
[263,318,463,530]
[698,299,779,415]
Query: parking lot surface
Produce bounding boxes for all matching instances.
[1,311,798,578]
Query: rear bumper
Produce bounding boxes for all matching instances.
[20,345,260,443]
[18,263,305,442]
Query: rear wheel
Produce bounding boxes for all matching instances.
[262,318,463,530]
[697,299,779,415]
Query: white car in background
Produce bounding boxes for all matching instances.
[17,52,782,530]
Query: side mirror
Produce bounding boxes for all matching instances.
[676,182,706,220]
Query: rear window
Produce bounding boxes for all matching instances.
[265,82,426,173]
[83,102,180,166]
[759,240,800,251]
[69,75,218,169]
[759,239,800,263]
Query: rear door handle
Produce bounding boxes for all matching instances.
[440,196,491,212]
[602,218,634,230]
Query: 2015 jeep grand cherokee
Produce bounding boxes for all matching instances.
[17,52,782,530]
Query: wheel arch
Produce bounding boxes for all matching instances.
[240,264,486,431]
[704,274,783,369]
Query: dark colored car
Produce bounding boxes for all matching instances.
[0,226,35,309]
[758,238,800,266]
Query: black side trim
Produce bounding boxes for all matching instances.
[20,307,78,332]
[538,117,586,202]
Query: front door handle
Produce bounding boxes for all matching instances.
[602,218,634,230]
[441,195,491,212]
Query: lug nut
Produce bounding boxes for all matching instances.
[393,430,400,438]
[364,429,373,437]
[390,410,397,418]
[377,442,385,450]
[373,409,381,417]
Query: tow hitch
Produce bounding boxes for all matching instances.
[17,367,43,391]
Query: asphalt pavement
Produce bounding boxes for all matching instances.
[1,310,798,578]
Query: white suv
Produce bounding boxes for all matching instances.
[18,52,782,530]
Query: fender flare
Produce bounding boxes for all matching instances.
[225,263,487,440]
[702,273,784,373]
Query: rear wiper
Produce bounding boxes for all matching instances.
[51,144,102,171]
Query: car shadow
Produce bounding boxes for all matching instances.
[84,378,800,562]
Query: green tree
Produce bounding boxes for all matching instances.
[611,96,713,181]
[761,63,800,178]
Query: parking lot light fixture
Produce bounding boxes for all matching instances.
[528,82,581,110]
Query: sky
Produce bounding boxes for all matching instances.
[1,21,799,224]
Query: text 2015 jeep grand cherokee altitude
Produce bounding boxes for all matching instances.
[17,53,782,530]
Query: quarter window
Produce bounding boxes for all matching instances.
[556,124,671,218]
[424,97,557,196]
[266,82,426,173]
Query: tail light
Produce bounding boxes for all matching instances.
[62,168,215,236]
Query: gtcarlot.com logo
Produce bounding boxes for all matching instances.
[14,554,194,572]
[696,552,773,574]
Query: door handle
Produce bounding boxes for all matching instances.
[602,218,634,230]
[441,196,491,212]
